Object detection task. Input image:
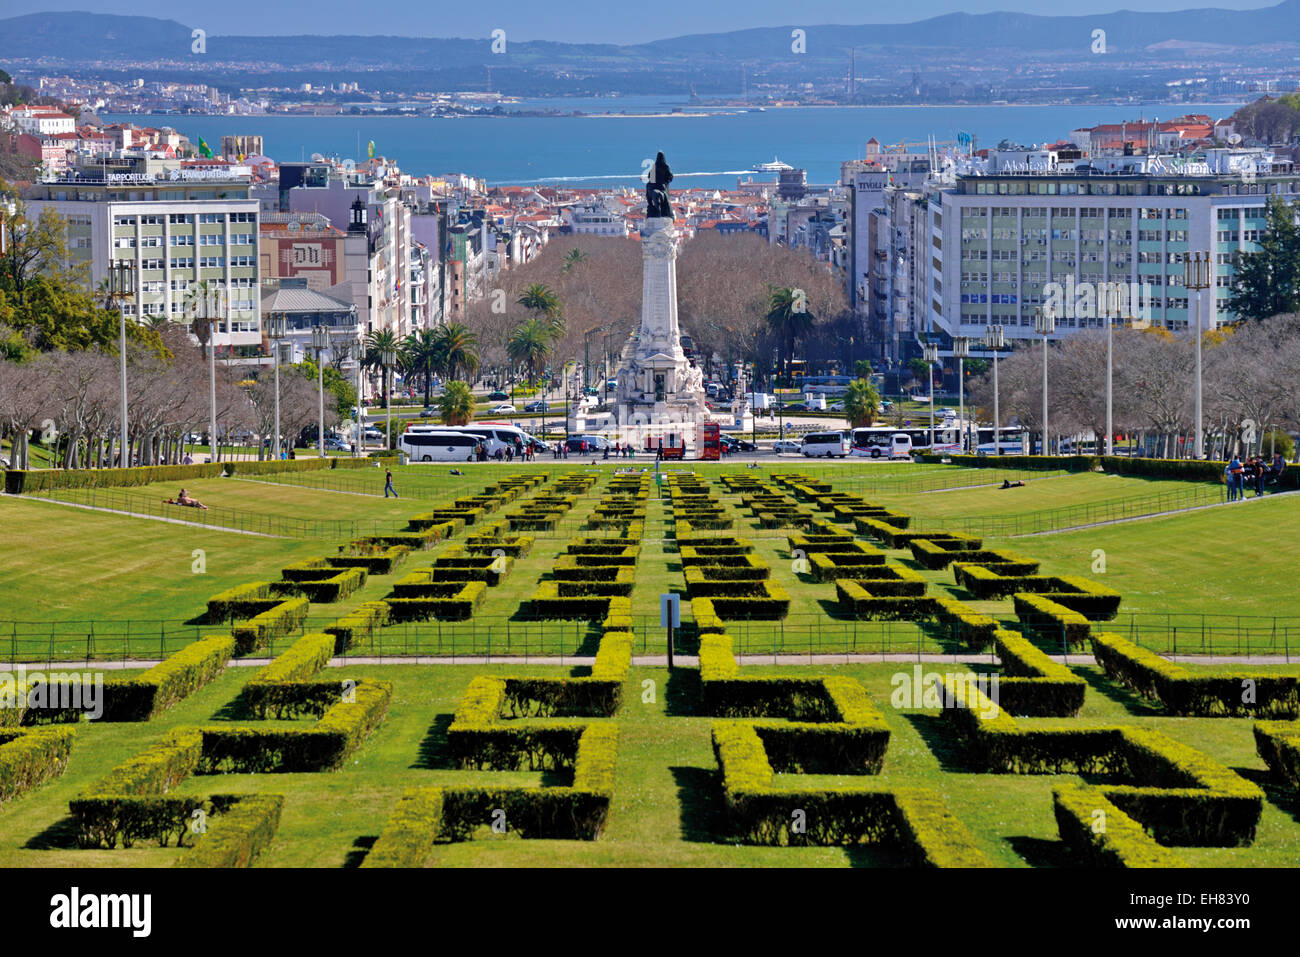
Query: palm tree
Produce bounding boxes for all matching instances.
[402,328,442,406]
[561,248,588,272]
[507,318,552,388]
[431,323,481,383]
[438,380,476,426]
[363,329,403,408]
[843,377,881,428]
[765,286,815,382]
[518,283,564,340]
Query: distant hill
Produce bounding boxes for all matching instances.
[3,3,1300,67]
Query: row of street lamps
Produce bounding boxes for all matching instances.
[925,247,1212,458]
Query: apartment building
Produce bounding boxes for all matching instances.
[23,153,262,351]
[934,149,1296,345]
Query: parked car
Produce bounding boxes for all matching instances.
[490,403,517,414]
[487,390,510,401]
[362,426,383,441]
[784,402,809,412]
[524,400,548,412]
[719,435,756,453]
[565,435,610,454]
[323,435,349,451]
[772,439,801,454]
[527,436,551,453]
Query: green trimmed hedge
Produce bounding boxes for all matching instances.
[384,582,487,621]
[230,597,309,655]
[807,549,887,581]
[271,568,365,604]
[100,635,236,721]
[1052,785,1186,868]
[244,633,337,719]
[324,601,390,653]
[176,794,284,868]
[1014,594,1093,649]
[0,726,76,807]
[1254,722,1300,790]
[332,544,411,575]
[940,676,1263,846]
[995,629,1087,717]
[206,582,273,622]
[1091,632,1299,717]
[710,723,988,863]
[4,455,369,495]
[197,680,392,773]
[72,727,204,847]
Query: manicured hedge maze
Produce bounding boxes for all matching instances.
[940,675,1263,857]
[700,631,988,864]
[69,633,392,863]
[362,632,631,865]
[0,726,76,807]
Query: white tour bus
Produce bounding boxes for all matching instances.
[850,428,913,459]
[400,430,481,462]
[407,422,533,457]
[801,430,851,458]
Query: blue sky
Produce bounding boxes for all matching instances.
[5,0,1284,42]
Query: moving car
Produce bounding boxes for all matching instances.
[487,390,510,401]
[490,403,517,414]
[719,435,756,453]
[419,406,438,418]
[524,400,548,412]
[323,435,349,451]
[772,439,801,454]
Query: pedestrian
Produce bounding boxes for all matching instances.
[384,467,398,498]
[1226,454,1243,501]
[1269,450,1286,486]
[1251,456,1266,497]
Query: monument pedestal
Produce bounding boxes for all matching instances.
[615,217,707,452]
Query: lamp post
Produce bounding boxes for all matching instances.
[984,324,1004,454]
[1034,306,1056,455]
[922,340,939,452]
[953,336,970,453]
[311,324,329,458]
[603,332,611,401]
[381,347,397,452]
[266,315,287,460]
[108,260,135,467]
[583,330,595,392]
[1184,250,1211,460]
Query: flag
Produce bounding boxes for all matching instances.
[198,138,213,158]
[367,140,375,160]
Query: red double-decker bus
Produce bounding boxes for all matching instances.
[700,422,721,460]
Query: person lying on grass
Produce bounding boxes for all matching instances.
[165,487,209,509]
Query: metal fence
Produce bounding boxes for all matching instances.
[24,484,415,539]
[906,483,1226,537]
[3,611,1296,667]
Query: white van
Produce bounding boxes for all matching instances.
[802,431,851,458]
[400,431,481,462]
[889,433,912,458]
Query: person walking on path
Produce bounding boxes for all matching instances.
[384,467,398,498]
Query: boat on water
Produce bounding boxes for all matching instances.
[751,156,793,172]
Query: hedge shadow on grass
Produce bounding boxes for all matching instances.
[1006,834,1074,868]
[413,713,456,770]
[665,668,702,717]
[1234,767,1300,824]
[23,815,82,851]
[669,765,722,843]
[1075,664,1165,718]
[900,712,972,773]
[842,844,908,868]
[343,835,377,869]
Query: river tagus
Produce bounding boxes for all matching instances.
[103,100,1244,188]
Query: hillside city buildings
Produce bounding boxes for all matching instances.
[5,100,1297,379]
